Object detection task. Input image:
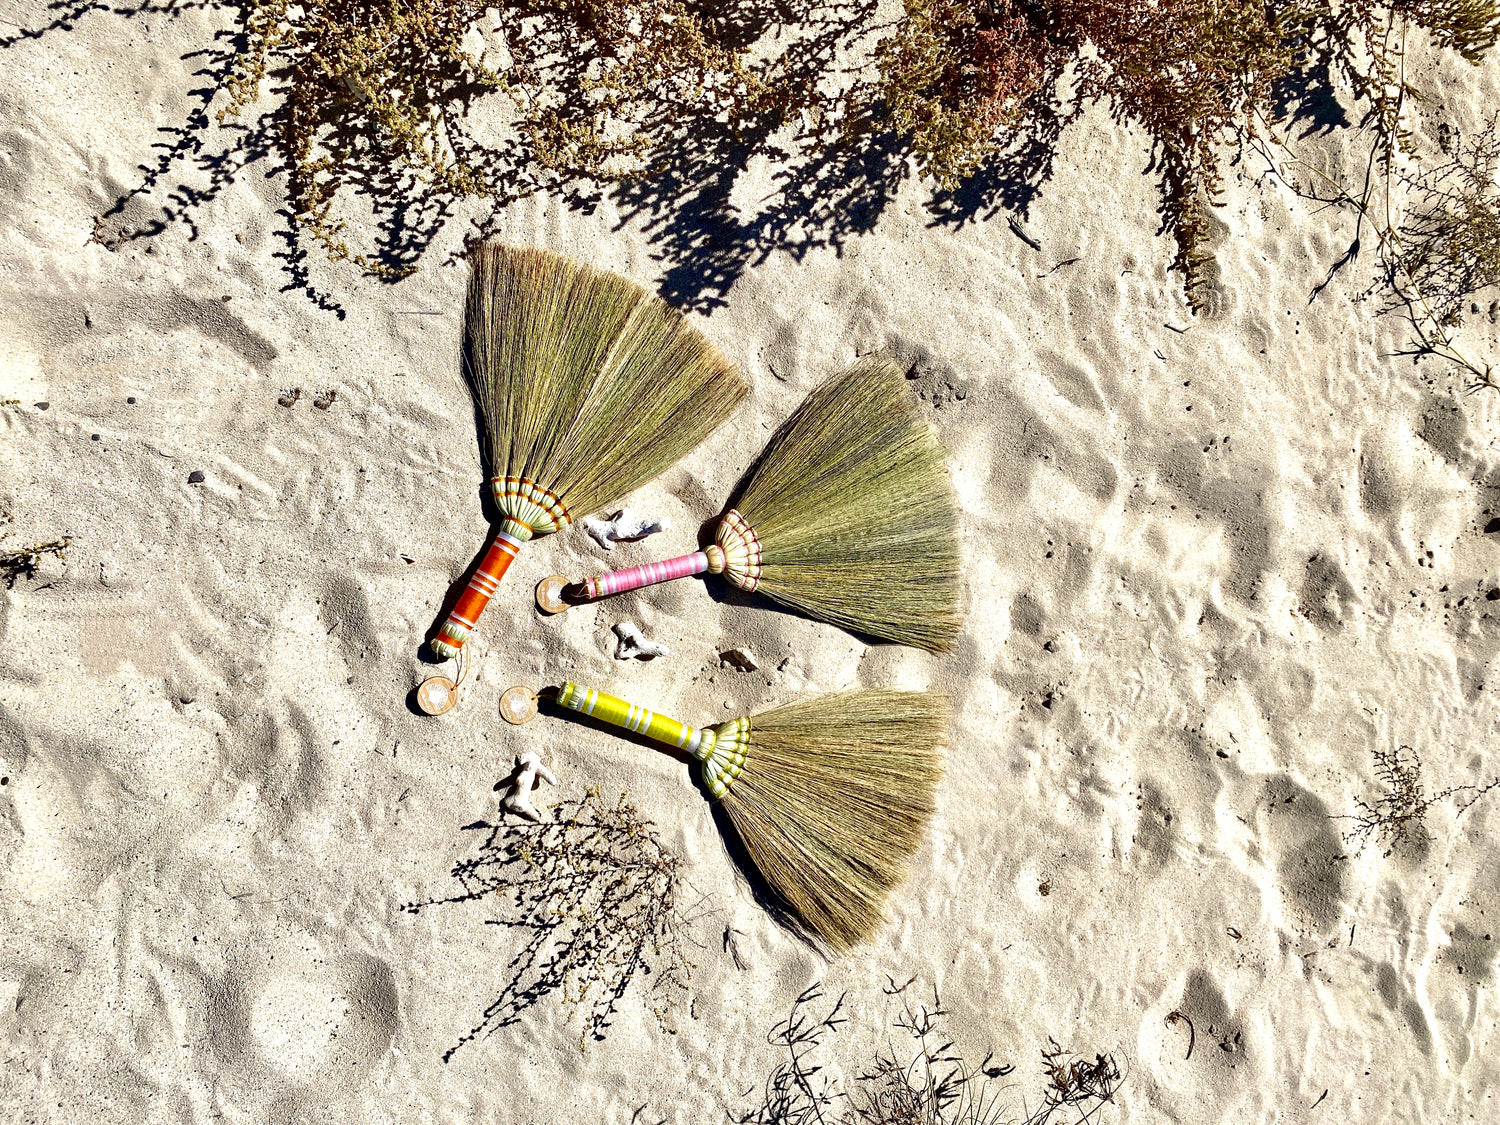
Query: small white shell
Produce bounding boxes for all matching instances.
[582,508,670,550]
[502,751,558,822]
[613,621,669,660]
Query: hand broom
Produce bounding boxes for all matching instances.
[499,680,947,951]
[418,245,748,714]
[534,356,961,653]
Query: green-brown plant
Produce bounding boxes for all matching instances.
[64,0,1500,310]
[872,0,1499,308]
[219,0,766,273]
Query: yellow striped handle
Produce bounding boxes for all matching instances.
[556,683,709,755]
[556,682,749,798]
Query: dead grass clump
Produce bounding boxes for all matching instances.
[1026,1038,1124,1125]
[404,787,692,1056]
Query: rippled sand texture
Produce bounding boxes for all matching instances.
[3,6,1500,1124]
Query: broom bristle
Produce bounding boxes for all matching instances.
[729,357,961,652]
[466,244,747,525]
[718,690,948,952]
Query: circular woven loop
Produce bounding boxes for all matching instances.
[713,510,763,592]
[416,676,458,715]
[499,686,538,725]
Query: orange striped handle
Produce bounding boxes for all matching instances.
[432,530,523,658]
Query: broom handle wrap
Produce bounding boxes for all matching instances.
[432,531,523,658]
[579,551,710,601]
[557,682,710,757]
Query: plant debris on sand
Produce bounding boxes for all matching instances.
[1341,743,1500,857]
[0,533,70,588]
[726,979,1124,1125]
[404,787,693,1056]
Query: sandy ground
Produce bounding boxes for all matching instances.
[3,3,1500,1122]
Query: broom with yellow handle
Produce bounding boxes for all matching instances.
[417,245,747,714]
[511,681,947,952]
[535,356,961,653]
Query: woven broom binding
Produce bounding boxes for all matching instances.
[556,682,749,797]
[492,476,572,539]
[702,716,750,798]
[713,509,763,590]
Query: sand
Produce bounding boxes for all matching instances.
[2,3,1499,1122]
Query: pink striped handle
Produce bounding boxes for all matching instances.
[579,551,710,601]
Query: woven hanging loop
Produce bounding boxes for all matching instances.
[713,509,763,591]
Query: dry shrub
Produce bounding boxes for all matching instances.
[221,0,765,273]
[1396,114,1500,339]
[1027,1038,1123,1125]
[404,787,693,1055]
[873,0,1499,307]
[727,980,1123,1125]
[1342,743,1500,857]
[70,0,1497,306]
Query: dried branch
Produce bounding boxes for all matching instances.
[405,787,693,1056]
[1340,743,1500,857]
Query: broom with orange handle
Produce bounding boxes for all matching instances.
[417,245,747,713]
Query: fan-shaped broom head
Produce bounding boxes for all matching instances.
[551,683,948,952]
[549,356,961,653]
[725,356,960,652]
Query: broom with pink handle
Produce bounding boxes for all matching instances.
[536,358,961,654]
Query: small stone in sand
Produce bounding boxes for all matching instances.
[188,470,205,484]
[719,647,758,672]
